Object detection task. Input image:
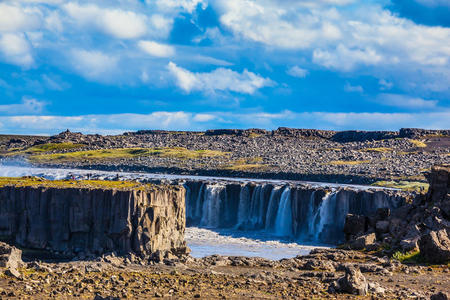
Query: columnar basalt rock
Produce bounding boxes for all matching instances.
[0,184,187,258]
[344,165,450,262]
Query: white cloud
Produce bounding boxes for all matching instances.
[193,113,216,122]
[216,0,450,76]
[379,79,393,90]
[313,45,382,71]
[344,82,363,93]
[0,97,46,115]
[71,49,118,81]
[286,66,308,78]
[167,62,274,94]
[377,94,438,109]
[63,3,149,39]
[0,3,41,33]
[154,0,208,13]
[138,40,175,58]
[0,33,34,67]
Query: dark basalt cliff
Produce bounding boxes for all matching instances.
[0,184,187,258]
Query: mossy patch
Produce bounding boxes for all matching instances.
[326,160,370,165]
[221,157,268,171]
[409,139,427,148]
[371,180,428,192]
[0,176,163,191]
[359,147,393,153]
[392,250,421,263]
[29,147,229,162]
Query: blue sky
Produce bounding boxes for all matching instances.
[0,0,449,135]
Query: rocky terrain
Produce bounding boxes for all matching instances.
[1,243,449,299]
[1,127,449,185]
[345,165,450,259]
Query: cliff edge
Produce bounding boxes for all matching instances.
[0,177,188,259]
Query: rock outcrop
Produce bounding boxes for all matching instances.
[344,165,450,262]
[0,183,187,259]
[0,242,24,278]
[329,265,368,295]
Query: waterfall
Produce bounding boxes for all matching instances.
[311,191,337,241]
[265,186,282,230]
[183,181,406,244]
[200,184,224,228]
[273,187,292,237]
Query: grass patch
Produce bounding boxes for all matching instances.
[25,142,85,153]
[29,147,229,162]
[326,160,370,165]
[409,139,427,148]
[222,157,268,171]
[392,250,421,263]
[359,147,393,153]
[371,180,429,192]
[0,176,163,191]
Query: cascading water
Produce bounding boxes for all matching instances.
[185,181,406,244]
[273,187,292,237]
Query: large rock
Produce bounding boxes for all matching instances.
[350,233,376,250]
[0,242,23,270]
[0,185,187,258]
[344,214,367,238]
[330,266,368,295]
[418,229,450,264]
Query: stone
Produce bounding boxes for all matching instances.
[350,233,376,250]
[344,214,367,238]
[418,229,450,264]
[375,208,390,221]
[375,221,390,234]
[431,292,449,300]
[330,266,368,296]
[0,185,187,259]
[0,242,23,270]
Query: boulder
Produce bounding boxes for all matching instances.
[0,242,23,270]
[329,266,368,295]
[344,214,367,238]
[375,220,390,234]
[431,292,449,300]
[418,229,450,264]
[350,233,376,250]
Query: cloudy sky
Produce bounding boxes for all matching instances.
[0,0,449,135]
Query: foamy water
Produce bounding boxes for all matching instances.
[185,227,327,260]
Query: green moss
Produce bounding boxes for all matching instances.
[392,250,421,263]
[222,157,268,171]
[359,147,393,153]
[326,160,370,165]
[371,180,429,192]
[29,147,229,162]
[0,176,163,191]
[409,139,427,148]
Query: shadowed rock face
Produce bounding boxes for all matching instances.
[0,185,187,258]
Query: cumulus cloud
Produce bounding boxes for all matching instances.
[0,3,41,32]
[71,49,118,81]
[63,3,157,39]
[216,0,450,75]
[0,97,46,115]
[377,93,438,109]
[0,33,34,67]
[138,40,175,58]
[167,62,274,94]
[154,0,208,13]
[286,66,308,78]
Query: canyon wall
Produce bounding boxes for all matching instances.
[185,181,408,244]
[0,185,187,258]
